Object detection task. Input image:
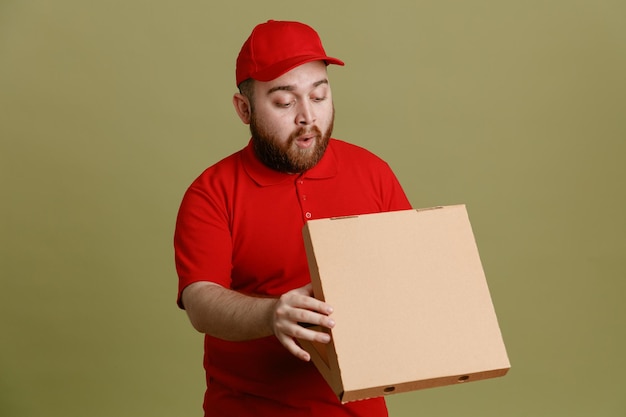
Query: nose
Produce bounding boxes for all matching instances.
[295,100,315,126]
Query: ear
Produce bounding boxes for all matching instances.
[233,93,252,125]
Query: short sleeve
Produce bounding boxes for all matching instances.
[174,178,233,308]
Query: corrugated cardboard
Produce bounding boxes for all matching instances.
[300,205,510,403]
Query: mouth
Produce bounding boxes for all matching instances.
[294,133,317,149]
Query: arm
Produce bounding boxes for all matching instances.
[181,281,335,361]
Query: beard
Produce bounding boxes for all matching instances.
[250,110,334,174]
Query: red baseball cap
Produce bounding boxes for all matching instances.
[236,20,344,86]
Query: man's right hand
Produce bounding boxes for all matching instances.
[270,283,335,361]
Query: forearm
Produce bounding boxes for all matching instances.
[182,281,278,341]
[182,280,335,361]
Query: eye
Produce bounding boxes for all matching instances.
[275,101,294,108]
[312,96,326,103]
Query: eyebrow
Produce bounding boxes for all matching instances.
[266,79,329,95]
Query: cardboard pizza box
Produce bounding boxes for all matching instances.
[299,205,510,403]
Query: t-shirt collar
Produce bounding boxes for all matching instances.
[242,139,338,187]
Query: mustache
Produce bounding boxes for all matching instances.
[288,125,322,143]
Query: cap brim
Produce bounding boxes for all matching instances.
[250,55,345,82]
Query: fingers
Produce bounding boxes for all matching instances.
[276,324,331,361]
[275,288,334,329]
[275,330,319,362]
[271,285,335,361]
[276,333,312,362]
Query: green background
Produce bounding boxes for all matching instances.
[1,1,624,416]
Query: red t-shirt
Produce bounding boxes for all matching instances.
[175,139,412,417]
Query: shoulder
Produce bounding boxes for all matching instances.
[189,147,246,188]
[328,139,392,168]
[329,138,374,154]
[175,148,247,212]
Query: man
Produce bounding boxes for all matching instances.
[174,20,412,416]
